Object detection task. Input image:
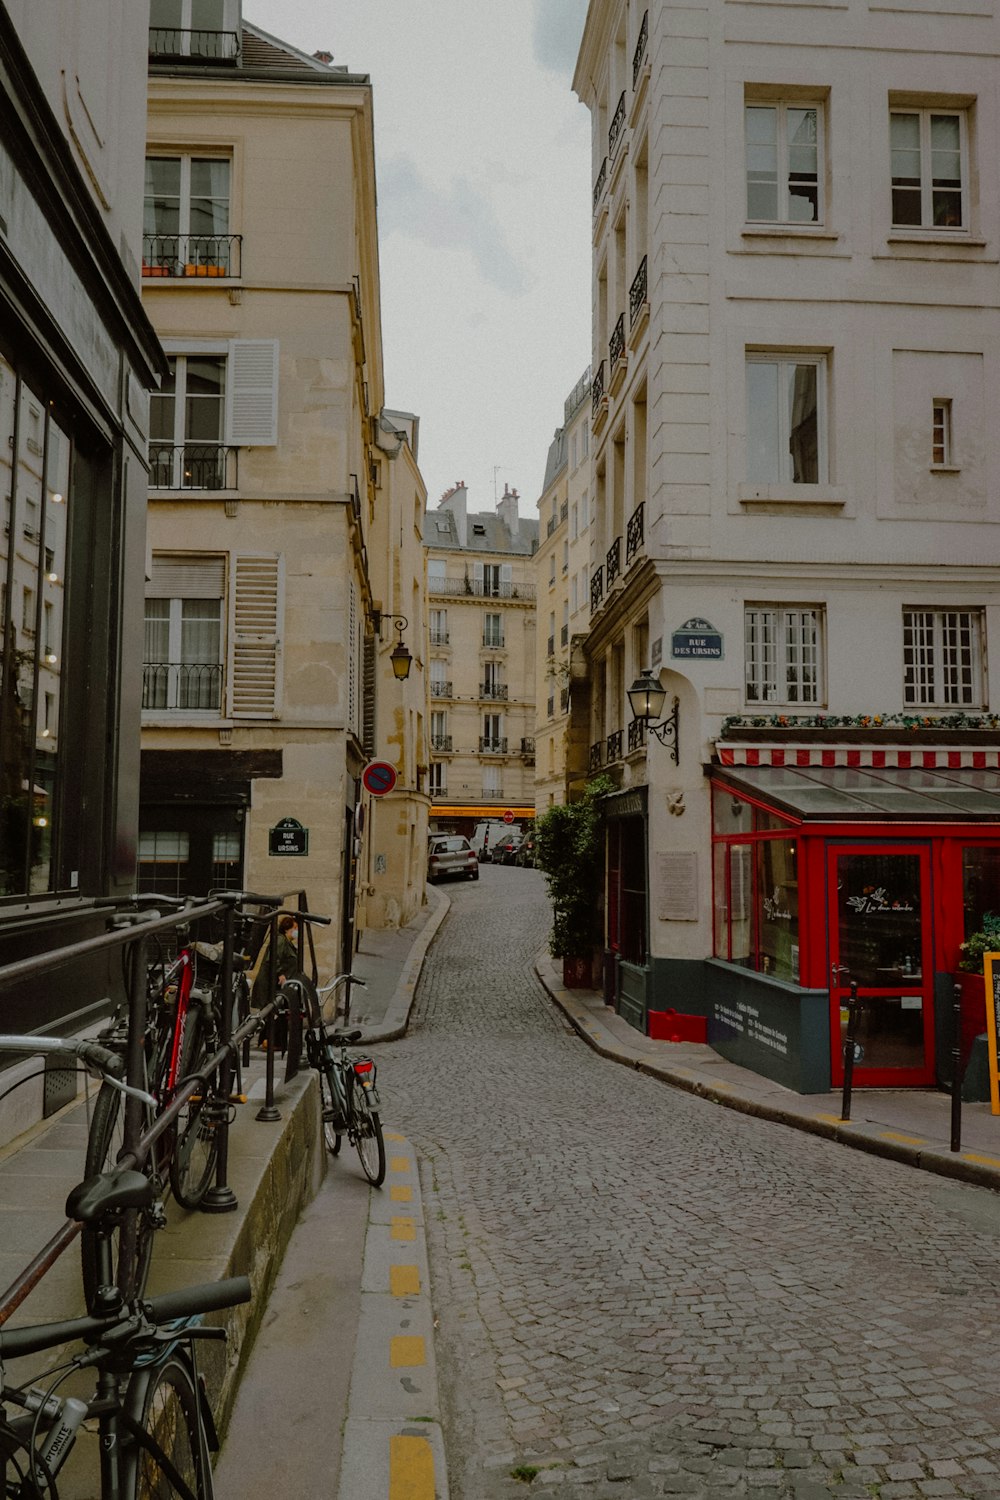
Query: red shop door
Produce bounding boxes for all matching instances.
[827,844,936,1087]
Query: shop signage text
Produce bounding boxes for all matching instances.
[672,617,723,660]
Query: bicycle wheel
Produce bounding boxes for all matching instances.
[347,1073,385,1187]
[81,1081,156,1310]
[319,1060,343,1157]
[169,1011,219,1211]
[130,1353,214,1500]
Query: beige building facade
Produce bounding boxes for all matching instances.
[140,14,424,971]
[575,0,1000,1093]
[424,484,538,837]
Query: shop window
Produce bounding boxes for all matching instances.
[745,606,823,705]
[962,846,1000,942]
[712,790,799,979]
[903,608,983,708]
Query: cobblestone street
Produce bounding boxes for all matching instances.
[378,868,1000,1500]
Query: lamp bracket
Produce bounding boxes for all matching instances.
[647,696,680,764]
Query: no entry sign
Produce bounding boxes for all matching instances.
[362,759,398,797]
[502,809,515,824]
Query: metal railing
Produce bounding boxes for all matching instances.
[630,255,647,327]
[610,313,625,375]
[560,624,569,647]
[609,91,627,159]
[429,631,450,646]
[606,536,622,587]
[547,515,558,537]
[626,502,645,563]
[142,662,223,712]
[148,27,240,61]
[593,156,607,211]
[632,10,648,87]
[149,443,238,491]
[482,633,505,648]
[430,578,535,601]
[589,742,603,772]
[590,565,604,613]
[628,717,647,752]
[479,737,508,754]
[431,735,453,752]
[142,234,242,279]
[592,360,605,418]
[480,683,508,700]
[607,729,624,763]
[430,681,453,698]
[547,635,555,657]
[520,737,535,755]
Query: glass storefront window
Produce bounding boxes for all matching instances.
[757,838,799,981]
[713,786,753,835]
[961,846,1000,941]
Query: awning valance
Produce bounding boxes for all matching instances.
[711,761,1000,822]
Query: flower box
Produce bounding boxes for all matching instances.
[183,263,226,278]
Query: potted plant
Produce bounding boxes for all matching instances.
[952,913,1000,1064]
[534,774,613,988]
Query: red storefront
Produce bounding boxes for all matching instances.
[710,738,1000,1092]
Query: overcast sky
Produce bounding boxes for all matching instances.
[247,0,592,518]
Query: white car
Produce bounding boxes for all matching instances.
[427,836,479,883]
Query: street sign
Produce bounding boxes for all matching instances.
[362,760,398,797]
[502,809,515,824]
[269,817,309,857]
[671,617,724,660]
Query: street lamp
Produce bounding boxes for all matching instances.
[626,670,680,763]
[372,610,412,681]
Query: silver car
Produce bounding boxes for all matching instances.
[427,835,479,883]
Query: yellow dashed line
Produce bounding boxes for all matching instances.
[880,1131,926,1146]
[963,1151,1000,1168]
[390,1265,421,1297]
[391,1216,416,1241]
[390,1335,425,1367]
[390,1156,411,1173]
[389,1434,434,1500]
[384,1132,406,1142]
[815,1112,850,1125]
[391,1185,413,1203]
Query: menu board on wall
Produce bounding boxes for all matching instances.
[984,954,1000,1116]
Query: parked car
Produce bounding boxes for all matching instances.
[514,836,537,868]
[496,833,524,865]
[427,835,479,883]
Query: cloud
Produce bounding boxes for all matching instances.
[377,156,529,297]
[531,0,588,75]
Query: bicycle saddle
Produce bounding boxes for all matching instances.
[331,1028,363,1045]
[66,1168,154,1225]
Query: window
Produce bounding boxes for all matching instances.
[211,830,242,891]
[745,606,823,705]
[745,103,821,224]
[428,763,446,795]
[712,789,799,980]
[483,766,502,797]
[482,713,503,752]
[144,555,224,711]
[562,540,569,574]
[150,342,278,488]
[483,660,504,696]
[571,574,578,613]
[890,110,965,230]
[746,354,826,485]
[483,612,503,647]
[429,609,448,646]
[932,399,953,467]
[549,555,556,587]
[143,154,235,273]
[430,660,448,693]
[903,609,983,708]
[571,503,579,540]
[431,710,449,751]
[427,559,446,591]
[136,831,190,897]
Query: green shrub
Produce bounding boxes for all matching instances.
[958,912,1000,972]
[534,774,614,959]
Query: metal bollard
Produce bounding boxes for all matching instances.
[203,900,238,1212]
[950,980,963,1153]
[841,979,859,1122]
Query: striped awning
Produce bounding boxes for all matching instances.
[716,742,1000,770]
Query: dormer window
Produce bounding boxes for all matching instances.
[149,0,240,63]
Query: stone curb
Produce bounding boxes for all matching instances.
[359,885,451,1043]
[535,953,1000,1196]
[338,1130,448,1500]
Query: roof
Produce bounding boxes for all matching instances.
[542,427,567,494]
[150,21,369,84]
[712,763,1000,822]
[421,510,538,556]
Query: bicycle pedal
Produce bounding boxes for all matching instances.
[229,1093,247,1104]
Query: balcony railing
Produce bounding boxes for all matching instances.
[142,234,242,279]
[606,729,624,763]
[149,443,238,491]
[609,313,625,375]
[606,537,622,587]
[547,515,558,537]
[479,737,508,755]
[547,697,555,718]
[520,737,535,756]
[609,91,627,159]
[430,780,447,797]
[591,360,605,418]
[629,255,648,328]
[431,735,453,752]
[560,501,568,522]
[626,502,645,564]
[589,742,603,772]
[430,578,535,601]
[632,10,648,87]
[547,635,555,657]
[628,718,647,752]
[593,156,607,211]
[480,683,508,700]
[482,634,506,649]
[143,662,222,712]
[429,631,450,646]
[430,681,453,699]
[560,688,570,713]
[148,27,240,61]
[560,624,569,647]
[590,565,604,613]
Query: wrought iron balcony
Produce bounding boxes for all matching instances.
[431,735,453,752]
[547,515,558,537]
[606,537,622,587]
[149,443,238,491]
[560,501,568,522]
[629,256,648,328]
[148,27,240,61]
[589,742,603,772]
[593,156,607,212]
[430,681,453,699]
[632,10,648,88]
[142,234,242,279]
[429,631,450,646]
[626,502,645,564]
[520,737,535,756]
[480,683,508,700]
[482,634,506,649]
[606,729,624,763]
[479,737,508,755]
[590,565,604,613]
[609,91,627,159]
[610,313,625,375]
[143,662,222,712]
[591,360,605,418]
[430,577,535,601]
[628,717,647,752]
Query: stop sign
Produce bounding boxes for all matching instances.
[502,809,514,824]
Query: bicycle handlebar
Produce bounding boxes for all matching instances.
[0,1037,123,1082]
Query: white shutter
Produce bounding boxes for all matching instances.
[228,554,283,718]
[348,582,357,733]
[501,563,512,585]
[226,340,279,447]
[473,562,484,584]
[147,554,225,599]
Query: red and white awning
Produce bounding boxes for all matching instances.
[716,742,1000,769]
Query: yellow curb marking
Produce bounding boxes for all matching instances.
[391,1156,411,1173]
[963,1151,1000,1168]
[390,1335,426,1367]
[815,1113,851,1125]
[391,1216,416,1241]
[390,1265,421,1297]
[391,1185,413,1202]
[880,1131,925,1146]
[385,1132,406,1142]
[389,1433,434,1500]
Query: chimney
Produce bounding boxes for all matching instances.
[313,50,334,65]
[497,482,519,537]
[438,480,468,547]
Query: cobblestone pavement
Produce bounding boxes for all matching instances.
[376,868,1000,1500]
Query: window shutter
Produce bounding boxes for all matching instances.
[501,563,513,585]
[148,554,225,599]
[362,632,376,757]
[228,554,283,718]
[348,582,358,734]
[473,562,484,583]
[226,340,279,447]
